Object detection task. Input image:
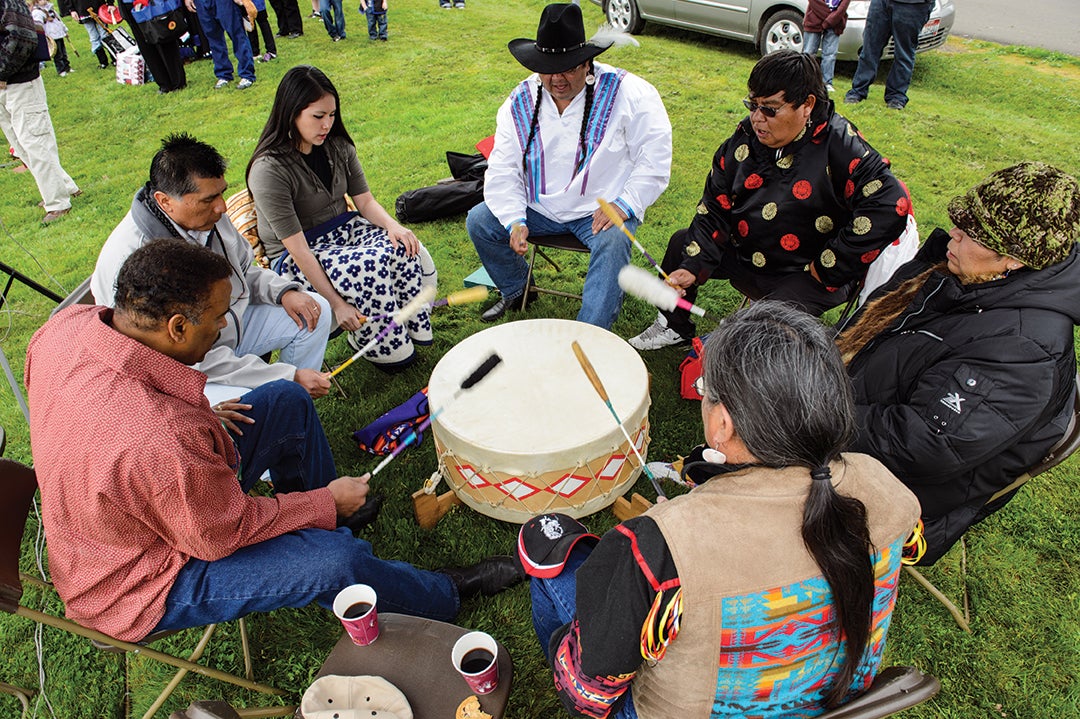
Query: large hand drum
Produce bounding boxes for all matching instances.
[429,319,650,523]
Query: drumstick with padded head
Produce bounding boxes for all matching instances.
[329,285,437,378]
[571,341,667,501]
[597,198,670,281]
[618,264,722,323]
[369,352,503,477]
[357,286,490,325]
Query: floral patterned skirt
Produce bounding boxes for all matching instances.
[276,213,437,366]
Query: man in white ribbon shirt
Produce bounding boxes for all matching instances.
[467,2,671,328]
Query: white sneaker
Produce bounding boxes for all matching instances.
[214,78,230,89]
[628,315,688,351]
[237,78,254,90]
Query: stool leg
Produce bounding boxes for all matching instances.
[522,246,537,311]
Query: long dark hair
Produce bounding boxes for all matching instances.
[245,65,355,184]
[521,60,595,175]
[702,301,873,708]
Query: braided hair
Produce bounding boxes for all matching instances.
[521,61,596,176]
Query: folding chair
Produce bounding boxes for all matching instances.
[50,275,95,316]
[0,459,295,719]
[818,666,940,719]
[904,371,1080,632]
[521,233,590,310]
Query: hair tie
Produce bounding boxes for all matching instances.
[810,466,832,482]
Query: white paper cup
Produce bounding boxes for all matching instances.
[332,584,379,646]
[452,631,499,694]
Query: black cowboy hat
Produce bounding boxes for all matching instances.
[508,3,611,75]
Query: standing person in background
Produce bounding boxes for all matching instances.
[184,0,255,88]
[70,0,112,68]
[31,0,71,76]
[246,0,276,61]
[317,0,344,41]
[802,0,849,93]
[357,0,384,41]
[120,0,187,92]
[268,0,301,37]
[844,0,933,110]
[0,0,79,222]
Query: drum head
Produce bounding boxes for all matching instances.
[430,319,650,522]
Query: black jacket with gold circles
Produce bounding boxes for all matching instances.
[680,100,909,290]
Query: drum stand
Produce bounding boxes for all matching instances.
[411,485,462,530]
[612,493,653,522]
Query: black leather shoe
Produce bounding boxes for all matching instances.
[440,556,524,599]
[480,289,537,322]
[338,493,383,534]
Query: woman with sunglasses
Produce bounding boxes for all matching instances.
[630,50,908,350]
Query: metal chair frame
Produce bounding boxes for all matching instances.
[521,233,590,309]
[817,666,940,719]
[905,372,1080,632]
[0,459,294,719]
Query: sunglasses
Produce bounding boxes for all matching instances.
[742,97,788,118]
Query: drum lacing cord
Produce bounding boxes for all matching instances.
[420,470,443,495]
[434,423,652,513]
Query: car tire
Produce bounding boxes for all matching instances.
[759,9,804,56]
[605,0,644,34]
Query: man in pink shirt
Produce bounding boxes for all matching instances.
[26,239,520,642]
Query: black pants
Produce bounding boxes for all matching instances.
[660,228,852,336]
[247,9,277,54]
[51,37,70,74]
[268,0,303,35]
[117,0,186,91]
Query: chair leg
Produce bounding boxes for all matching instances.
[322,360,348,399]
[239,616,254,681]
[0,681,34,719]
[903,565,972,633]
[522,246,537,311]
[141,624,219,719]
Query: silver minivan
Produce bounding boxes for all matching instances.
[594,0,955,62]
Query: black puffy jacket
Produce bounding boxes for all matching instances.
[845,228,1080,564]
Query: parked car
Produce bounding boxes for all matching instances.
[593,0,955,62]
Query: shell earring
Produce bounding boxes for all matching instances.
[585,73,595,86]
[702,447,727,464]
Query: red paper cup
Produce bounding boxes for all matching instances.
[452,631,499,695]
[333,584,379,646]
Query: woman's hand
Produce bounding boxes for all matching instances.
[333,301,367,332]
[384,222,420,257]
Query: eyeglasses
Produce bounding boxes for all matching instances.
[742,97,787,118]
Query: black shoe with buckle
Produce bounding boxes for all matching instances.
[439,556,524,599]
[480,288,537,322]
[338,493,384,534]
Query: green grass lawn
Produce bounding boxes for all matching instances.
[2,1,1079,716]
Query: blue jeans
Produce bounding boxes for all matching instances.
[153,380,459,633]
[530,547,638,719]
[846,0,933,107]
[196,0,256,81]
[365,8,387,39]
[236,293,333,372]
[802,29,840,85]
[466,202,636,330]
[320,0,345,38]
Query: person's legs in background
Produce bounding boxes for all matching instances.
[845,0,893,103]
[882,0,933,108]
[819,30,841,88]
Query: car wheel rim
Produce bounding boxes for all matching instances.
[765,21,802,53]
[607,0,631,31]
